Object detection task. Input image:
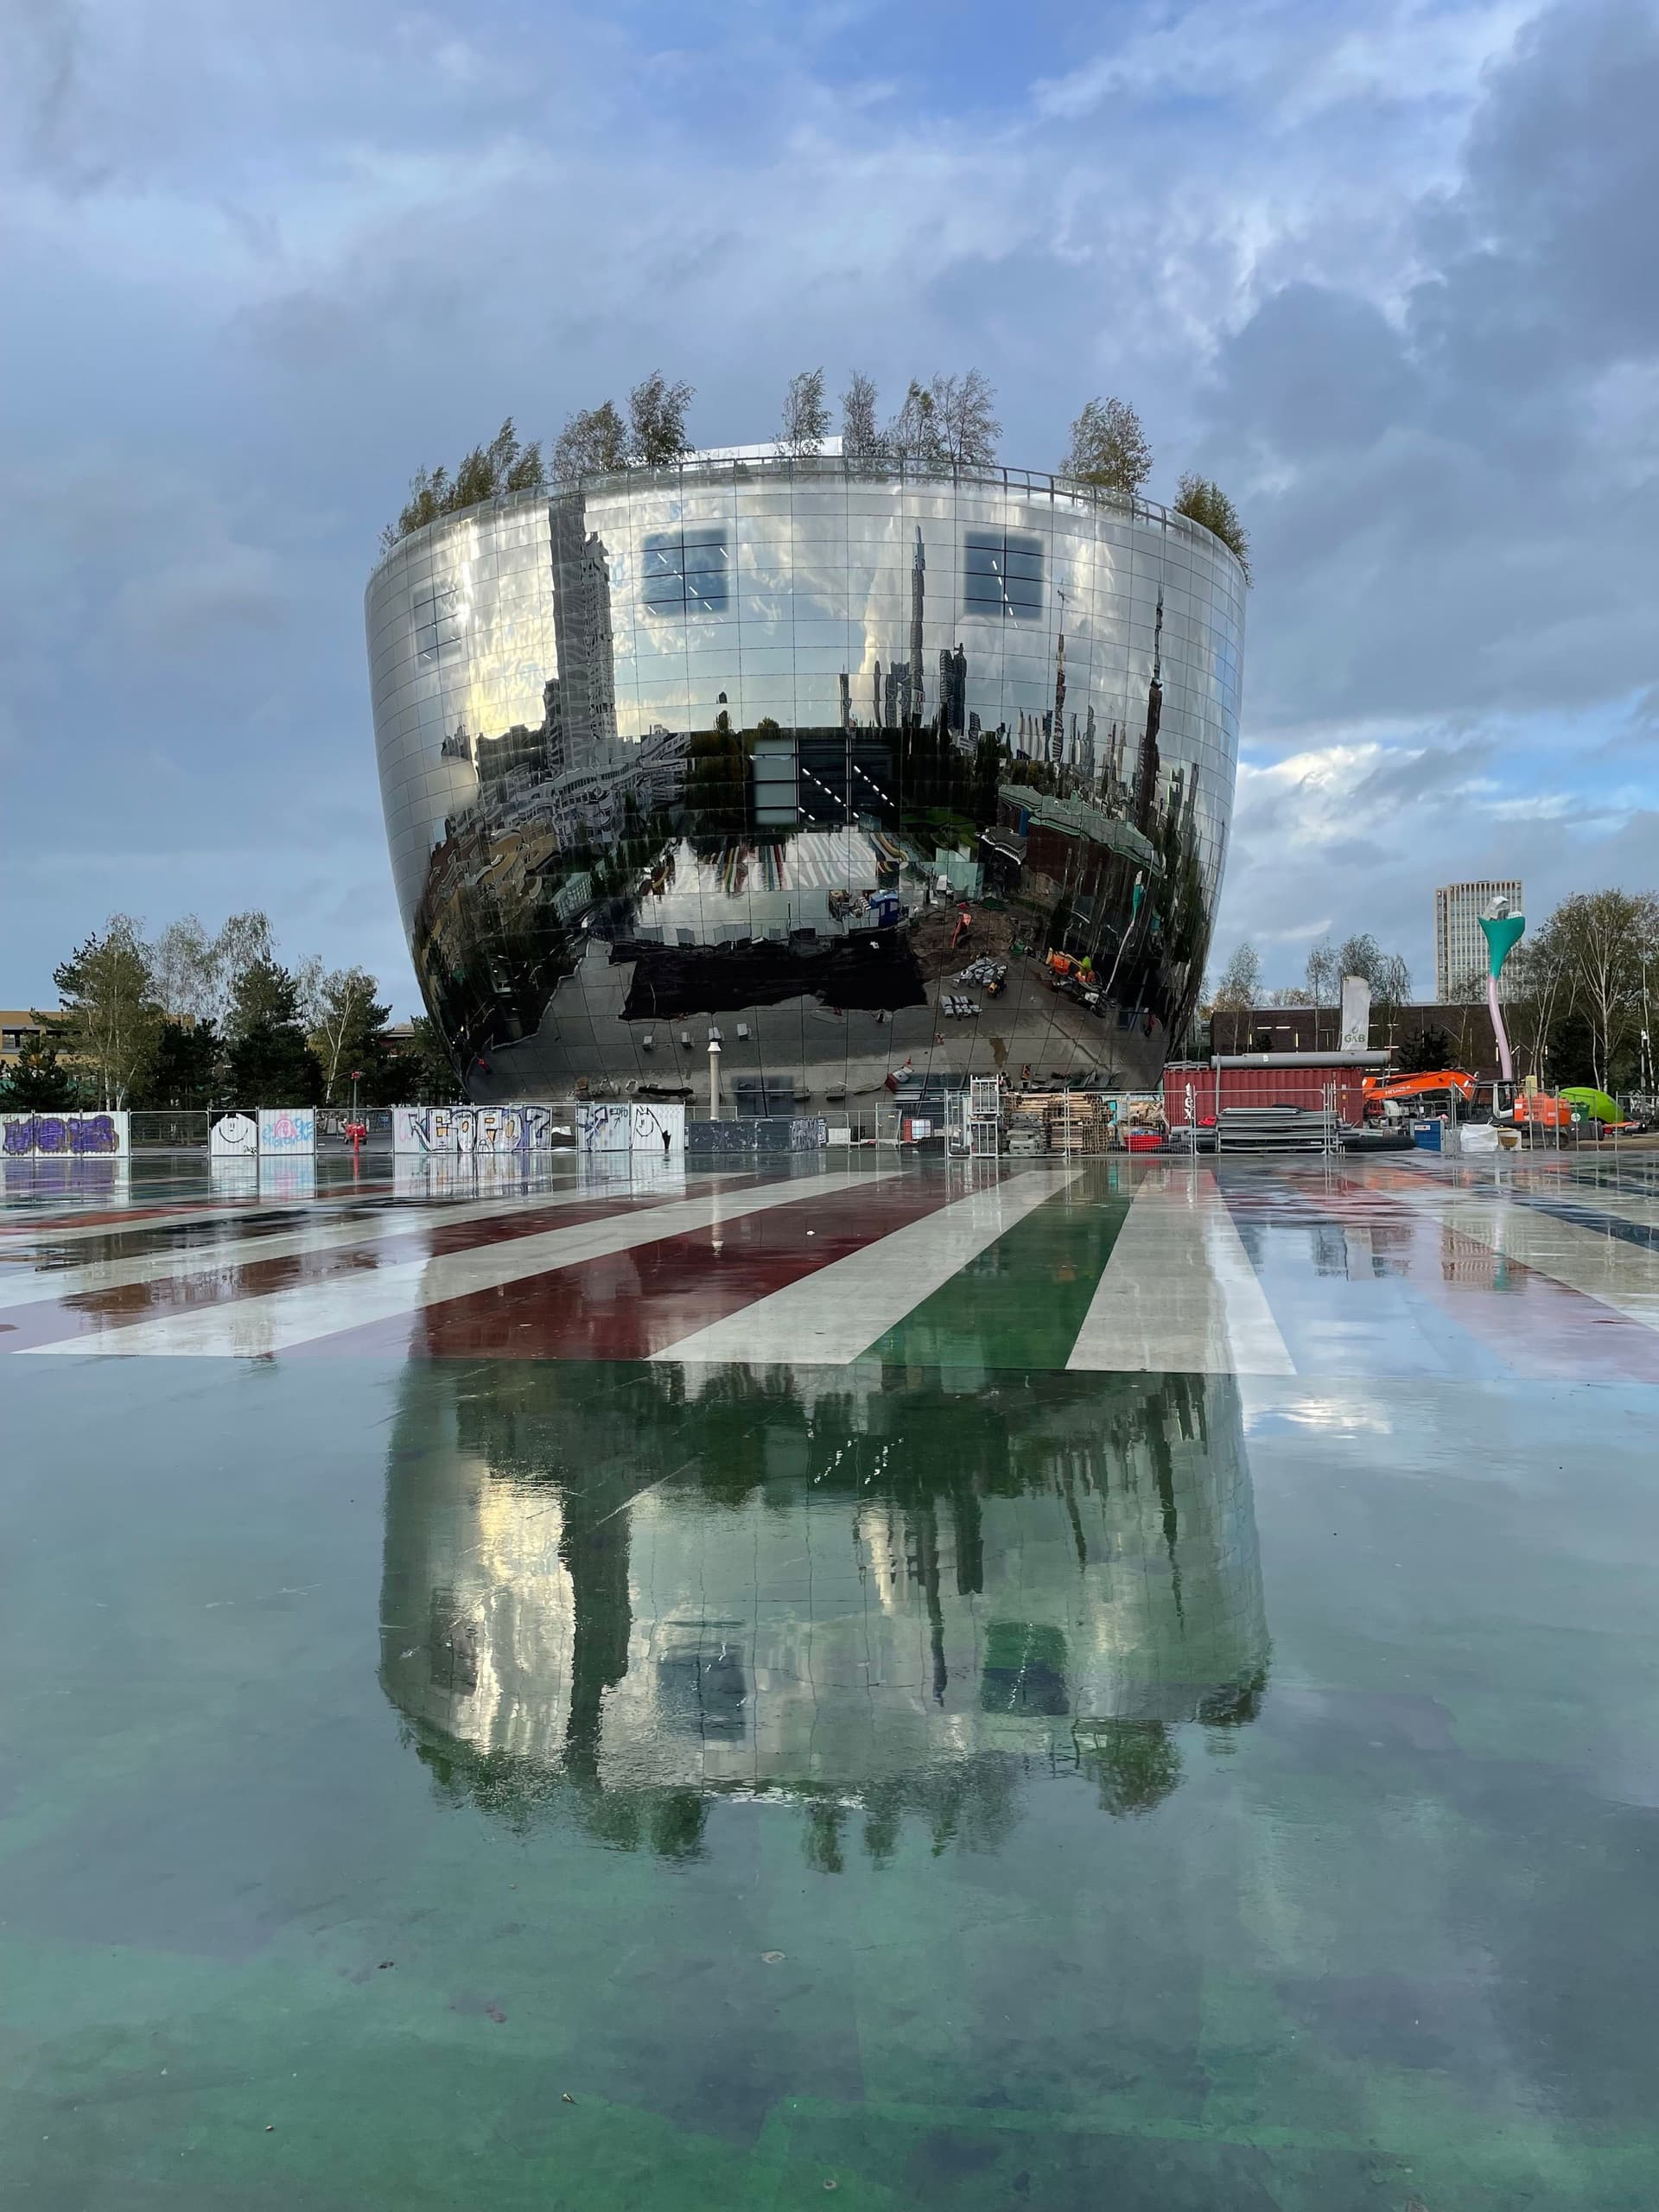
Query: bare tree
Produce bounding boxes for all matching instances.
[1212,941,1262,1010]
[1304,938,1339,1007]
[779,368,830,457]
[151,915,219,1020]
[552,400,628,482]
[1063,397,1153,494]
[839,371,884,466]
[627,372,696,466]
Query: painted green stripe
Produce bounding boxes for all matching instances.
[869,1163,1134,1371]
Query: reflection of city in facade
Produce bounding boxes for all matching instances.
[365,458,1246,1102]
[378,1365,1269,1857]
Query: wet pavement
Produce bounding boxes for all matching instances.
[3,1147,1659,2208]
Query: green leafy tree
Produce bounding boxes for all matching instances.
[308,967,391,1104]
[1063,397,1153,495]
[382,419,546,550]
[552,400,629,482]
[839,371,885,466]
[1522,888,1659,1092]
[1335,934,1411,1015]
[888,371,1000,467]
[887,378,942,465]
[52,915,163,1108]
[1173,473,1252,582]
[779,367,830,456]
[627,372,696,466]
[0,1029,80,1109]
[402,1016,463,1105]
[226,956,323,1105]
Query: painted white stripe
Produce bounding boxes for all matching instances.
[654,1167,1084,1366]
[0,1189,646,1314]
[1065,1165,1294,1376]
[24,1172,895,1357]
[0,1192,393,1248]
[1392,1183,1659,1331]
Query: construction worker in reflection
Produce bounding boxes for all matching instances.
[950,901,972,951]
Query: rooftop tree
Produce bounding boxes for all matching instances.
[1062,397,1153,495]
[552,400,629,483]
[1173,473,1251,582]
[382,418,546,550]
[779,367,830,457]
[627,372,696,466]
[839,371,885,466]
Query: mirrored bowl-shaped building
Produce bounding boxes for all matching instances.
[365,455,1246,1104]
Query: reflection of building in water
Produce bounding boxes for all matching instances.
[379,1365,1268,1859]
[366,457,1245,1097]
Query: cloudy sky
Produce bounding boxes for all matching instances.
[4,0,1656,1007]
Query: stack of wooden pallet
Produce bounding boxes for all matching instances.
[1006,1096,1052,1157]
[1046,1092,1110,1155]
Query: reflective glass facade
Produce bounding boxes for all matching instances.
[365,457,1246,1104]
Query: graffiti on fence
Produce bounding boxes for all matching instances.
[629,1102,686,1159]
[2,1111,127,1157]
[258,1107,316,1156]
[391,1104,571,1155]
[210,1112,259,1157]
[576,1103,632,1154]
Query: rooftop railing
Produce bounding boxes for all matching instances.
[370,452,1243,581]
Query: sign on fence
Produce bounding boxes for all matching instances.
[2,1110,130,1158]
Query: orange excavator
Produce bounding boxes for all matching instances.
[1361,1070,1573,1128]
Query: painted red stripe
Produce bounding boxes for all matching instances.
[301,1175,961,1361]
[0,1185,715,1351]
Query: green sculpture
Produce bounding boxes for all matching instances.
[1477,897,1525,1084]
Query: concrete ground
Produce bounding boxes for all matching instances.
[3,1147,1659,2208]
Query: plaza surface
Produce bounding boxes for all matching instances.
[3,1147,1659,2209]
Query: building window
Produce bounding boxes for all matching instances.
[642,527,729,617]
[963,530,1043,620]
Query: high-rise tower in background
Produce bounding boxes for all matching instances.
[1436,880,1522,1000]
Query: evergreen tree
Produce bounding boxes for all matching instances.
[226,957,323,1105]
[0,1029,80,1109]
[144,1019,221,1109]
